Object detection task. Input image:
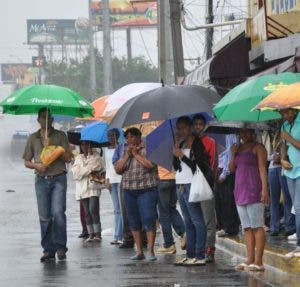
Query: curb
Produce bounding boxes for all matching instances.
[216,236,300,274]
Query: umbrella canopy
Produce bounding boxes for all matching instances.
[213,72,300,122]
[80,95,109,121]
[103,82,162,117]
[145,113,213,171]
[255,82,300,110]
[109,85,220,128]
[0,84,93,118]
[80,121,124,145]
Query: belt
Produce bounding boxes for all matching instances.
[37,172,66,180]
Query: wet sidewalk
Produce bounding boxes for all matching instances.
[216,232,300,286]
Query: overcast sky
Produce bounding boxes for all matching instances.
[0,0,158,65]
[0,0,247,69]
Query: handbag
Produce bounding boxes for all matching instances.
[189,166,214,202]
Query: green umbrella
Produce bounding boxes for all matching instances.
[0,84,93,118]
[213,72,300,122]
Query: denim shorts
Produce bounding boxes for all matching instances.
[124,187,158,232]
[236,202,264,229]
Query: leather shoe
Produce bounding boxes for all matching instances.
[78,232,89,239]
[57,249,67,260]
[119,242,134,249]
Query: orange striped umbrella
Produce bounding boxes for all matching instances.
[256,82,300,110]
[79,96,109,121]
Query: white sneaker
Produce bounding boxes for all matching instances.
[288,233,297,240]
[285,247,300,258]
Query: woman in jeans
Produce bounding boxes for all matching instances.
[173,116,213,266]
[72,141,104,242]
[114,127,159,261]
[280,109,300,257]
[104,129,123,245]
[229,127,269,271]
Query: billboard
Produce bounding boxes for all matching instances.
[91,0,157,28]
[27,19,89,45]
[1,64,37,86]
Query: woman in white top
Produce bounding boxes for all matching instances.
[71,141,104,242]
[104,129,123,244]
[173,116,213,266]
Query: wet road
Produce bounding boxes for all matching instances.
[0,115,279,287]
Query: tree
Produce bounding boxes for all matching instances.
[44,51,158,101]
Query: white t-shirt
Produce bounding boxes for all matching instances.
[104,147,122,184]
[175,148,193,184]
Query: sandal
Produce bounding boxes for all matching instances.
[235,262,249,271]
[130,254,145,261]
[247,264,265,272]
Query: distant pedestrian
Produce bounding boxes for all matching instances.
[71,141,104,243]
[173,116,213,266]
[104,129,123,245]
[229,126,269,271]
[23,107,72,262]
[114,127,159,261]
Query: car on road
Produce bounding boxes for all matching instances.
[10,130,30,160]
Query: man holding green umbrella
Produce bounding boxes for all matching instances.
[0,84,93,262]
[23,107,73,262]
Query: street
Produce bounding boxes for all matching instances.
[0,115,277,287]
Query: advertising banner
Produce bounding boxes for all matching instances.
[91,0,157,28]
[27,19,89,45]
[1,64,36,85]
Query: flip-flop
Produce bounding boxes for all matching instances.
[247,264,265,272]
[130,254,145,261]
[235,262,249,270]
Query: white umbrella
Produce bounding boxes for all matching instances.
[103,82,161,117]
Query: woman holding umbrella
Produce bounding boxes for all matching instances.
[173,116,213,266]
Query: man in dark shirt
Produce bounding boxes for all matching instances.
[23,107,72,262]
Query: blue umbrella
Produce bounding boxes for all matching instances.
[146,113,213,171]
[80,121,124,144]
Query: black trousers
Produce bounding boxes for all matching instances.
[215,174,240,235]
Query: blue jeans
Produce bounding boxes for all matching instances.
[286,177,300,246]
[158,180,185,247]
[81,196,101,234]
[35,173,67,255]
[124,187,158,232]
[110,183,123,241]
[176,184,206,259]
[268,167,295,233]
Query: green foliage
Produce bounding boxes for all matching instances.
[44,51,158,101]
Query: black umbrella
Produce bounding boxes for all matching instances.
[205,121,275,134]
[109,85,221,128]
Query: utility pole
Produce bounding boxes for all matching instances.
[88,0,97,99]
[126,28,132,62]
[158,0,174,85]
[102,0,113,94]
[205,0,214,60]
[169,0,185,84]
[38,44,44,84]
